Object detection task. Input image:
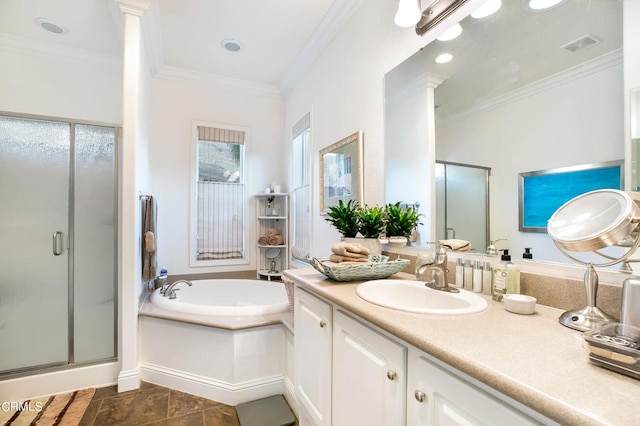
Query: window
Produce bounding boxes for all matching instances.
[291,113,311,261]
[191,122,248,266]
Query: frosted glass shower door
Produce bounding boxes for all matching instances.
[0,116,70,372]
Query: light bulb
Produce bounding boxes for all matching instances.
[394,0,422,28]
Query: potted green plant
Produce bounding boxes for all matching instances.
[357,204,387,238]
[385,202,424,243]
[324,199,359,238]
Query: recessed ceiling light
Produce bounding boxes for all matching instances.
[527,0,567,11]
[471,0,502,19]
[220,39,244,53]
[34,17,68,35]
[435,53,453,64]
[437,23,462,41]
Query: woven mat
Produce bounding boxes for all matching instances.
[1,388,95,426]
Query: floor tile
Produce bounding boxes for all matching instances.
[144,411,205,426]
[91,387,170,426]
[168,390,224,418]
[203,405,240,426]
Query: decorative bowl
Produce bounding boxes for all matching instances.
[309,255,410,282]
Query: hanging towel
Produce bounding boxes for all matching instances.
[142,196,157,282]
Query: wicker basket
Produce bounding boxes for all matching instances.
[281,275,295,313]
[309,255,410,282]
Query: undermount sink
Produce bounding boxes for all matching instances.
[356,279,488,315]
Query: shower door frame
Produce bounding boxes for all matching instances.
[0,111,120,378]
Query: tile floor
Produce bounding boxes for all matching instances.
[79,382,241,426]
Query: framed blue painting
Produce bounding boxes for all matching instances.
[518,160,624,233]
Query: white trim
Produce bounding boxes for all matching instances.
[0,33,122,69]
[139,363,286,406]
[117,368,141,392]
[0,362,119,402]
[156,65,282,99]
[279,0,365,94]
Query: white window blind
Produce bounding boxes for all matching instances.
[195,125,246,262]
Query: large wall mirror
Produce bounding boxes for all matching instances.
[385,0,624,264]
[319,131,364,214]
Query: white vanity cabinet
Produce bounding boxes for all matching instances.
[406,348,541,426]
[294,287,332,426]
[332,311,406,426]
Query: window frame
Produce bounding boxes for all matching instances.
[189,120,250,268]
[291,113,312,264]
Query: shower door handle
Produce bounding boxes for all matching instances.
[52,231,63,256]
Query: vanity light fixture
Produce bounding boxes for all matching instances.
[395,0,422,28]
[471,0,502,19]
[435,53,453,64]
[527,0,567,11]
[437,23,462,41]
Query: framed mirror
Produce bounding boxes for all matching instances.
[319,131,363,214]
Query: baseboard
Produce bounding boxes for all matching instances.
[282,374,299,418]
[117,368,141,392]
[139,362,286,406]
[0,362,120,402]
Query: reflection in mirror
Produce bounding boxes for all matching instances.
[319,131,363,214]
[385,0,623,263]
[435,161,490,251]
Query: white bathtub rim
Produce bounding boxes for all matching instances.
[139,300,294,333]
[149,279,291,316]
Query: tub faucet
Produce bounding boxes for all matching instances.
[416,244,459,293]
[164,279,193,299]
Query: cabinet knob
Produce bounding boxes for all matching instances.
[414,390,427,403]
[319,320,326,328]
[386,370,397,381]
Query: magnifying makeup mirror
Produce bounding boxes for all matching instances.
[548,189,640,331]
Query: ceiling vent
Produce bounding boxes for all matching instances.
[560,34,602,53]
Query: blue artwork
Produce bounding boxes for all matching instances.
[519,162,622,232]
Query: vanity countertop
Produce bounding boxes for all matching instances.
[284,267,640,426]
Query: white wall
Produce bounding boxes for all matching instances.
[436,62,624,263]
[0,38,122,123]
[149,76,284,275]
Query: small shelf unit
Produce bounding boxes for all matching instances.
[255,193,289,280]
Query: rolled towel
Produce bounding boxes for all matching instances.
[144,231,155,253]
[258,235,269,245]
[438,239,471,251]
[268,234,285,245]
[331,242,370,257]
[329,254,369,263]
[265,228,281,236]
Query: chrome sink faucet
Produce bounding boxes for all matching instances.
[416,244,459,293]
[163,279,193,299]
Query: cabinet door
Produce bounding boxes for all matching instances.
[294,287,332,426]
[333,311,406,426]
[407,350,539,426]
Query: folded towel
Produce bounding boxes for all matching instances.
[265,228,281,236]
[258,236,269,245]
[331,242,370,257]
[268,234,285,245]
[438,239,471,251]
[329,254,370,263]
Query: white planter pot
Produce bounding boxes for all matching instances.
[343,237,382,255]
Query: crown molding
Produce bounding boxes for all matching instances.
[439,48,623,126]
[387,72,450,104]
[0,32,122,69]
[116,0,152,16]
[154,65,282,99]
[278,0,365,95]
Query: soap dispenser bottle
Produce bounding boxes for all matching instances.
[492,250,520,301]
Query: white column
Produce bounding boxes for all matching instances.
[116,0,150,392]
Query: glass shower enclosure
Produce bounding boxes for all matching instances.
[0,113,118,375]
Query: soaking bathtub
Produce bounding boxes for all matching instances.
[138,279,295,407]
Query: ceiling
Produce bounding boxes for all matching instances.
[0,0,341,90]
